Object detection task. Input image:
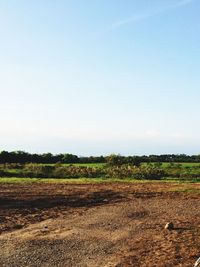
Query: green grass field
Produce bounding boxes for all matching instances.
[37,163,106,168]
[142,162,200,167]
[61,162,200,168]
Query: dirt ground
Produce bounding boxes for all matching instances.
[0,182,200,267]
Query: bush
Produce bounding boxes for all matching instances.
[23,164,54,178]
[105,165,165,180]
[52,166,104,178]
[135,166,165,180]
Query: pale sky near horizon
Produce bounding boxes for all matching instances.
[0,0,200,156]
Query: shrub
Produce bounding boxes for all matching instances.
[52,166,104,178]
[23,164,54,178]
[105,165,165,180]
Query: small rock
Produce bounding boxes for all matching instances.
[165,222,174,230]
[194,257,200,267]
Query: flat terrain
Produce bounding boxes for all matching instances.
[0,182,200,266]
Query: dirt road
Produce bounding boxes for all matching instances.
[0,183,200,266]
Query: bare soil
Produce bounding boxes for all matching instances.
[0,182,200,267]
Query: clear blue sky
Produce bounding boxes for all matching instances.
[0,0,200,155]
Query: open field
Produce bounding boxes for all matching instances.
[37,162,200,168]
[38,163,106,168]
[0,182,200,266]
[40,162,200,167]
[143,162,200,168]
[3,162,200,168]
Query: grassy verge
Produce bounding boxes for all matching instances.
[0,177,200,184]
[0,177,155,184]
[167,187,200,194]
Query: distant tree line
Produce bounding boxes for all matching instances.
[0,151,105,164]
[0,151,200,164]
